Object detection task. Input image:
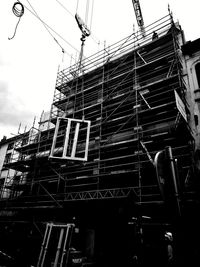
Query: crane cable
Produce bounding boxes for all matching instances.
[23,0,78,54]
[9,0,79,59]
[89,0,94,31]
[55,0,74,17]
[55,0,99,45]
[76,0,80,13]
[25,0,65,53]
[8,1,25,40]
[85,0,89,25]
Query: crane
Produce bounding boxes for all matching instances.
[132,0,146,37]
[75,13,91,73]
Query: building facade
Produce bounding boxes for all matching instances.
[0,136,24,199]
[0,13,200,267]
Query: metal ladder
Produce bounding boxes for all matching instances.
[37,222,75,267]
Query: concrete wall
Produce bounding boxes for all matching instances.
[182,49,200,149]
[39,111,55,131]
[0,142,8,171]
[0,141,22,198]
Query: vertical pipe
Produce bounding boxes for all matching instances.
[166,146,181,216]
[60,226,70,266]
[65,225,74,267]
[38,223,53,267]
[53,228,64,267]
[37,223,50,267]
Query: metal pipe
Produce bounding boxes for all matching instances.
[165,146,181,216]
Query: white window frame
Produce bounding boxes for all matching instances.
[49,117,91,161]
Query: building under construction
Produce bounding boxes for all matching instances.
[0,12,200,267]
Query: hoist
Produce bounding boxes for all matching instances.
[132,0,146,37]
[75,13,91,73]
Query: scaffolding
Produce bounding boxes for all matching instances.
[0,13,194,209]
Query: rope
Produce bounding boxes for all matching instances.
[56,0,74,17]
[89,0,94,31]
[85,0,90,25]
[25,0,65,51]
[12,1,24,17]
[16,0,79,57]
[81,77,85,120]
[55,0,100,45]
[8,2,24,40]
[76,0,80,13]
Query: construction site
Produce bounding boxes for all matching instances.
[0,1,200,266]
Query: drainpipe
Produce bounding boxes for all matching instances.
[165,146,181,216]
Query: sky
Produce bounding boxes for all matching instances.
[0,0,199,140]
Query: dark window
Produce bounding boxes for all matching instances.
[0,178,5,197]
[22,136,29,146]
[7,142,14,150]
[195,63,200,88]
[4,153,11,164]
[0,178,5,188]
[194,115,198,126]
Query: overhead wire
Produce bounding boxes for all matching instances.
[76,0,80,13]
[55,0,100,45]
[25,0,65,53]
[85,0,90,25]
[53,0,102,74]
[55,0,74,17]
[89,0,94,31]
[17,0,79,58]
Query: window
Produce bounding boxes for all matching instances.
[194,114,198,126]
[4,153,11,164]
[195,63,200,88]
[50,117,91,161]
[7,142,14,150]
[0,178,5,188]
[0,178,5,197]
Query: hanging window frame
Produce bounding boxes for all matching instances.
[49,117,91,161]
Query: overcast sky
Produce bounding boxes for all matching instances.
[0,0,199,140]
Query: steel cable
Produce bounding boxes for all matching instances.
[8,2,24,40]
